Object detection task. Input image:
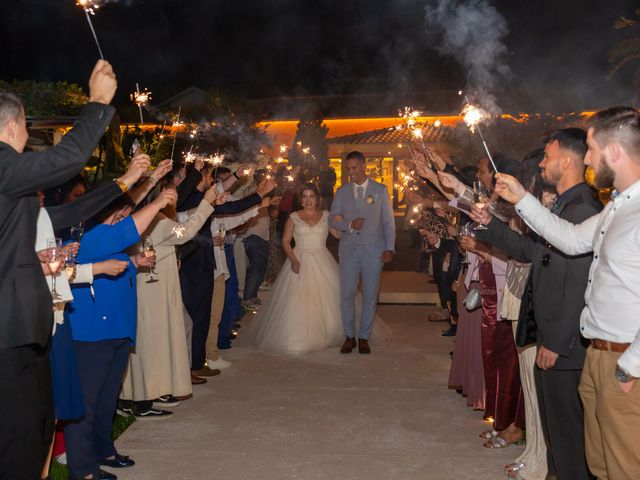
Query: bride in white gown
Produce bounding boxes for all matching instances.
[247,184,390,354]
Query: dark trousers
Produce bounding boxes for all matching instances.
[219,244,241,349]
[243,235,269,301]
[180,246,215,371]
[433,239,461,319]
[64,339,130,478]
[0,345,54,480]
[534,366,593,479]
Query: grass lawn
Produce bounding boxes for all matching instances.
[50,413,135,480]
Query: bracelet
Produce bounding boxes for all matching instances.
[148,176,158,186]
[113,178,128,193]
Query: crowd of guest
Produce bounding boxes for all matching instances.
[2,59,639,480]
[409,113,640,479]
[0,60,302,480]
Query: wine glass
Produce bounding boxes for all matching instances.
[69,222,84,264]
[448,211,460,228]
[46,238,63,300]
[472,180,489,231]
[215,222,226,250]
[142,236,158,283]
[457,223,472,265]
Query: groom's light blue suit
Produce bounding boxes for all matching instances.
[329,179,396,339]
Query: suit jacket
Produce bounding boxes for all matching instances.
[329,179,395,258]
[475,183,602,370]
[0,102,115,349]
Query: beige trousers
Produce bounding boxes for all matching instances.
[579,346,640,480]
[206,275,226,361]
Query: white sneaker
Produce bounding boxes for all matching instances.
[207,357,232,369]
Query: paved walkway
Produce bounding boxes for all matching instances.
[115,300,520,480]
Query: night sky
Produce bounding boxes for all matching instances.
[1,0,638,112]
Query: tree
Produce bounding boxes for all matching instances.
[0,80,86,116]
[287,103,329,183]
[609,8,640,94]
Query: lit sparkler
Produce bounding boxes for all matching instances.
[170,106,182,162]
[76,0,104,59]
[279,145,287,154]
[130,83,151,124]
[460,93,499,173]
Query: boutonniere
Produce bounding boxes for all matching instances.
[366,194,375,205]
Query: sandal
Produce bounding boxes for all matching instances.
[479,428,499,439]
[484,435,524,449]
[505,462,525,474]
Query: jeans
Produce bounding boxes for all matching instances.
[243,235,269,301]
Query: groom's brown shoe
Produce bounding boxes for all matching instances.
[340,337,357,354]
[358,338,371,354]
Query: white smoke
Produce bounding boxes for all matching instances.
[424,0,511,114]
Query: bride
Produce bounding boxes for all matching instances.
[247,183,389,354]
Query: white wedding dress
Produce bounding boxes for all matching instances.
[247,210,390,354]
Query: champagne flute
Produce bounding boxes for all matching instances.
[215,222,226,250]
[457,223,472,265]
[142,236,158,283]
[472,180,489,231]
[46,238,63,300]
[69,221,84,264]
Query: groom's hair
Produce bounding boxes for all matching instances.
[346,151,366,163]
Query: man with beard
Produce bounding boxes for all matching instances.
[493,107,640,479]
[472,129,601,479]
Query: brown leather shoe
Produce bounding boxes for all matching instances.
[340,336,357,354]
[191,374,207,385]
[358,338,371,354]
[191,366,221,377]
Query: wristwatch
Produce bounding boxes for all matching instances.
[615,364,636,383]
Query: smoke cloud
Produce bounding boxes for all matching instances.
[424,0,511,114]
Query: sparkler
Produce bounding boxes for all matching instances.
[398,107,440,173]
[170,106,182,162]
[154,120,167,159]
[76,0,104,59]
[460,93,499,173]
[130,83,152,124]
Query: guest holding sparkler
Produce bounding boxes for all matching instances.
[438,156,524,448]
[63,186,177,480]
[179,164,275,377]
[120,178,226,418]
[0,59,116,479]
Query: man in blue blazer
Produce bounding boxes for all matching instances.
[329,151,396,354]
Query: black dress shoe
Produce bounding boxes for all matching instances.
[441,326,457,337]
[99,453,135,468]
[69,469,117,480]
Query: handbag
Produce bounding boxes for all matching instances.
[463,286,481,311]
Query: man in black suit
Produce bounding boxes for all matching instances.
[0,60,117,479]
[473,129,601,479]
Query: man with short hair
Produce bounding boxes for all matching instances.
[329,151,396,354]
[0,60,117,479]
[473,128,601,479]
[494,108,640,479]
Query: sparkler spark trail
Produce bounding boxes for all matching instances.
[170,106,182,162]
[76,1,104,59]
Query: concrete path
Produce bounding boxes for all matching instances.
[115,304,520,480]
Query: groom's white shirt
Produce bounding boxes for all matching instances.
[351,178,369,198]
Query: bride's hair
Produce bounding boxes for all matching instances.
[299,183,323,210]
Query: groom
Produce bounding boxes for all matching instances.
[329,151,396,354]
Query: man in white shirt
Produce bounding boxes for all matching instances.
[493,107,640,479]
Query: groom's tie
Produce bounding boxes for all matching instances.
[356,185,364,204]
